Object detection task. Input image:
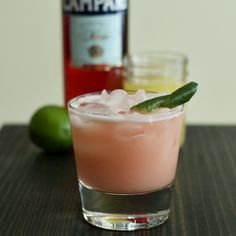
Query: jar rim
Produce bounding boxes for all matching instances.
[123,51,188,64]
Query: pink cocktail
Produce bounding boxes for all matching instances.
[68,89,183,231]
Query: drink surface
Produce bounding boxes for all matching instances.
[69,90,183,194]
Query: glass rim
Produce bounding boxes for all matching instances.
[68,91,184,122]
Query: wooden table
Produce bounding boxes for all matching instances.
[0,125,236,235]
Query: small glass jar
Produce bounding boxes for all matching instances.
[123,51,188,145]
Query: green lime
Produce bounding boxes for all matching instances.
[29,105,72,152]
[131,81,198,113]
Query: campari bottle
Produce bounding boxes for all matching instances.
[62,0,129,103]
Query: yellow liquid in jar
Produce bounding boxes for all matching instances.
[123,77,186,146]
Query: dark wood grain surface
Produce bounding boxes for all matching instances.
[0,125,236,236]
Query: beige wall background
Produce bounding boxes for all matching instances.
[1,0,236,126]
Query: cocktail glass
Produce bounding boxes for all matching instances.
[68,90,184,231]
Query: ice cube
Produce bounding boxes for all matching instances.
[79,102,111,115]
[109,89,128,103]
[107,90,130,113]
[134,89,146,100]
[100,89,109,101]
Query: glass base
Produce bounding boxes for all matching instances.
[83,209,169,231]
[79,182,173,231]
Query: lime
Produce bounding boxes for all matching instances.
[29,105,72,152]
[131,82,198,113]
